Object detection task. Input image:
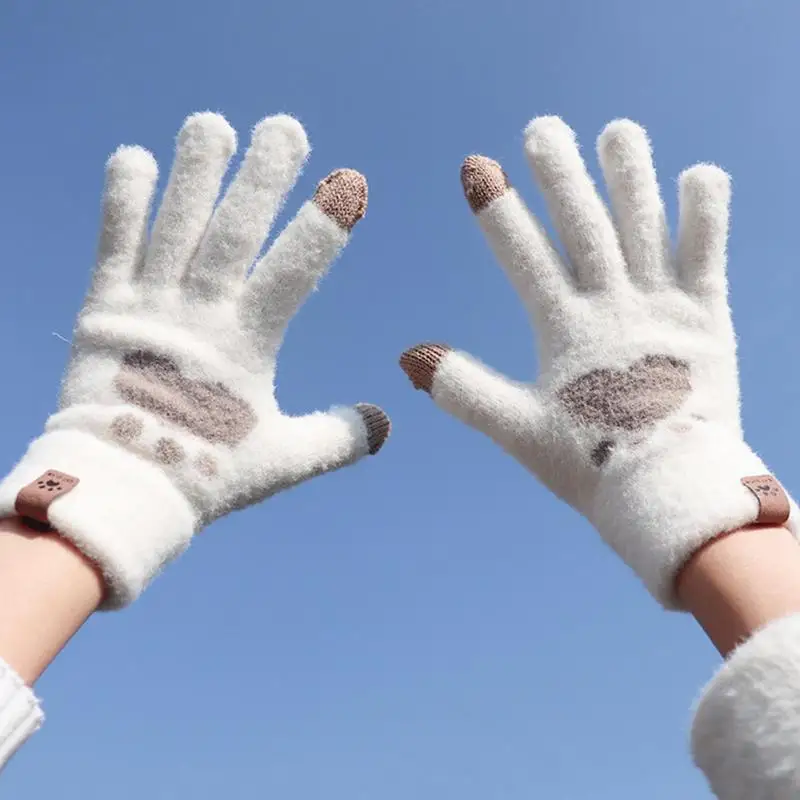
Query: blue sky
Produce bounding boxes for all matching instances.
[1,0,799,796]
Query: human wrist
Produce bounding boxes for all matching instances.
[675,524,800,656]
[0,517,103,685]
[588,423,795,609]
[0,429,196,608]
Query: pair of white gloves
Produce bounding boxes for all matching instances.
[0,110,796,798]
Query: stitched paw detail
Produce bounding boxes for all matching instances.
[109,349,252,480]
[558,355,691,430]
[590,439,615,467]
[745,479,782,500]
[114,350,257,446]
[154,437,185,465]
[194,453,219,477]
[559,354,692,468]
[110,413,144,443]
[109,413,220,478]
[36,473,71,494]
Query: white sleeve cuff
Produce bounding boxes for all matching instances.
[0,657,43,771]
[691,613,800,799]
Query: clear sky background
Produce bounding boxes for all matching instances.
[1,0,798,797]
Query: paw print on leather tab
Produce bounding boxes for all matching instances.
[751,481,780,499]
[36,471,78,495]
[742,475,791,526]
[15,470,80,528]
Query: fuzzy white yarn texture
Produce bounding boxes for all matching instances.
[692,613,800,799]
[0,112,390,608]
[400,116,797,608]
[0,656,42,771]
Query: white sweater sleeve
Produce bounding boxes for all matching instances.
[692,613,800,798]
[0,656,43,771]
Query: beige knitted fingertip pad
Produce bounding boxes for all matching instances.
[313,169,368,231]
[399,344,451,394]
[354,404,391,455]
[461,155,510,213]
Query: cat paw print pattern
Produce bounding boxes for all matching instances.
[109,349,258,478]
[557,354,692,466]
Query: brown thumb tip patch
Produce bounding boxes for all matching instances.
[461,155,510,213]
[313,169,368,231]
[354,403,391,455]
[399,343,450,393]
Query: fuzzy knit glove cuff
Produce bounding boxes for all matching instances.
[0,113,389,608]
[400,117,796,608]
[692,613,800,799]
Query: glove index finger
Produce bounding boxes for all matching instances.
[461,154,574,330]
[239,168,367,356]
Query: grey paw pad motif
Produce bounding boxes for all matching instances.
[110,411,219,477]
[590,439,616,467]
[194,453,219,477]
[154,437,185,465]
[559,354,692,468]
[115,350,257,445]
[109,348,243,476]
[110,413,144,443]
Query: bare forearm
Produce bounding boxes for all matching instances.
[0,518,102,685]
[680,525,800,796]
[676,524,800,656]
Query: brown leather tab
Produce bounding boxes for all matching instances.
[742,475,791,526]
[15,470,79,527]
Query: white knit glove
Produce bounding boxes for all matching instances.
[0,112,390,608]
[400,116,796,608]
